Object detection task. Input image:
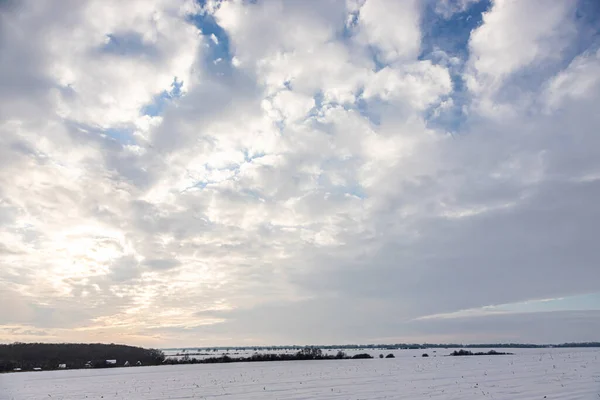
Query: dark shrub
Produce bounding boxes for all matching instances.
[422,353,429,357]
[379,354,384,358]
[385,353,395,358]
[450,349,472,356]
[352,353,373,359]
[449,349,513,356]
[296,347,323,359]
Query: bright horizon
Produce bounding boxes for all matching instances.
[1,0,599,348]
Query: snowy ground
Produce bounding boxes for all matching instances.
[1,348,599,399]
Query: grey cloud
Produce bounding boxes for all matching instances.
[285,177,600,320]
[145,258,181,271]
[409,311,600,344]
[108,256,142,282]
[171,304,600,345]
[148,62,261,155]
[0,0,598,346]
[99,32,162,59]
[0,289,36,325]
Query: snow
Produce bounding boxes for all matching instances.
[1,348,599,399]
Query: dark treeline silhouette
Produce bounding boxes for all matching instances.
[164,347,374,365]
[0,343,165,372]
[449,349,514,356]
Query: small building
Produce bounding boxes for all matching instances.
[105,359,117,366]
[58,364,66,369]
[124,361,130,367]
[13,368,22,372]
[85,361,92,368]
[136,361,142,366]
[33,367,42,371]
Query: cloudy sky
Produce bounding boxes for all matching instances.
[1,0,599,347]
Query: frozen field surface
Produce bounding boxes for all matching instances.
[1,348,599,399]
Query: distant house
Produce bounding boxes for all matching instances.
[58,364,66,369]
[33,367,42,371]
[13,368,22,372]
[124,361,130,367]
[106,360,117,366]
[136,361,142,366]
[85,361,92,368]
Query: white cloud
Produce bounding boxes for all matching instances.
[468,0,575,82]
[22,0,202,128]
[0,0,599,346]
[363,61,453,110]
[544,49,600,110]
[464,0,580,120]
[357,0,421,64]
[265,90,315,123]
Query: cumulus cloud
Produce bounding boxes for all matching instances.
[356,0,421,64]
[0,0,599,346]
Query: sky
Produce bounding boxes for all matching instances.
[0,0,599,348]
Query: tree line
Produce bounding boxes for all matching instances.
[163,347,379,365]
[0,343,165,372]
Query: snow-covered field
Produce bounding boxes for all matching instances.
[1,348,599,399]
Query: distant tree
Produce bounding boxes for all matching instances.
[422,353,429,357]
[385,353,395,358]
[297,347,323,359]
[449,349,513,356]
[379,354,384,358]
[335,351,347,359]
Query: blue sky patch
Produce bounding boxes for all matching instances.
[65,120,136,146]
[103,127,135,145]
[243,149,266,163]
[141,78,184,117]
[420,0,491,61]
[420,0,491,133]
[189,10,234,77]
